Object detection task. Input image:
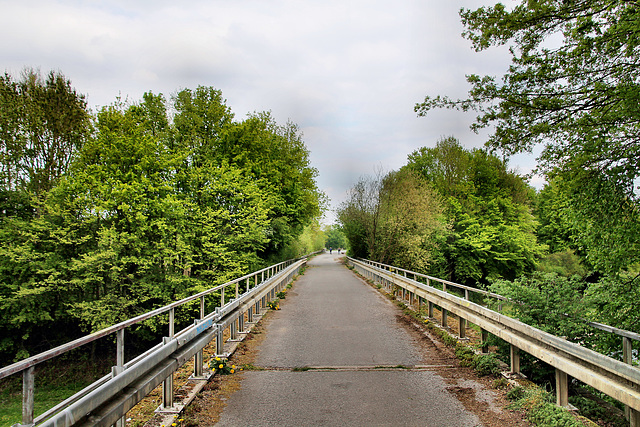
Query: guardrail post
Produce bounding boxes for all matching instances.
[239,312,246,332]
[555,368,569,407]
[216,324,224,355]
[162,337,174,410]
[221,287,225,306]
[169,308,174,338]
[428,301,434,318]
[162,309,175,410]
[114,328,126,427]
[116,329,124,369]
[623,337,638,425]
[21,366,34,427]
[481,329,489,353]
[248,306,254,323]
[230,318,238,340]
[235,282,239,299]
[193,297,206,379]
[510,345,520,374]
[458,316,466,339]
[441,307,448,328]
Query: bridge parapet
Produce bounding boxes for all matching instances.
[348,257,640,427]
[1,254,316,427]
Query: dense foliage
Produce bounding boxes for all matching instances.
[324,224,349,252]
[337,168,447,272]
[411,0,640,372]
[0,70,325,363]
[404,137,542,285]
[416,0,640,275]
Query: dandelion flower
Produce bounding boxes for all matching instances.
[172,424,176,426]
[230,369,235,374]
[219,364,224,369]
[232,365,236,369]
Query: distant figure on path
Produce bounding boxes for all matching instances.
[329,247,333,254]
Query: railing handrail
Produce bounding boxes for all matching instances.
[357,257,640,343]
[37,258,308,426]
[0,256,304,381]
[347,257,640,414]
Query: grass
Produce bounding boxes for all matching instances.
[0,379,98,425]
[0,354,114,426]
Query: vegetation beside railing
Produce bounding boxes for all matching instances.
[350,258,639,427]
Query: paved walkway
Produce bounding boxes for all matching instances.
[215,253,483,426]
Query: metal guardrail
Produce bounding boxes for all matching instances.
[347,257,640,426]
[1,256,312,427]
[359,258,640,344]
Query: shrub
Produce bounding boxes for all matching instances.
[472,353,501,377]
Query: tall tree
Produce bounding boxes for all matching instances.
[415,1,640,274]
[406,138,542,284]
[338,168,447,272]
[219,112,325,259]
[0,69,91,198]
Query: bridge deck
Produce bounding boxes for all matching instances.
[211,253,522,426]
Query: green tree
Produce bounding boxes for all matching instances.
[171,88,325,260]
[0,69,91,198]
[416,1,640,274]
[219,112,325,259]
[338,169,447,272]
[56,100,270,332]
[406,137,542,284]
[0,83,325,363]
[325,224,349,251]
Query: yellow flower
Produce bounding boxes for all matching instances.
[172,424,176,426]
[219,364,224,369]
[230,369,235,373]
[232,365,236,369]
[216,357,221,361]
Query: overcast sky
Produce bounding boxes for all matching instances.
[1,0,541,224]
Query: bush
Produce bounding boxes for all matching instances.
[454,344,475,367]
[472,353,501,377]
[507,385,590,427]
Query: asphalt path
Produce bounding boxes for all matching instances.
[215,253,483,426]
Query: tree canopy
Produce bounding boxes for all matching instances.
[338,168,447,272]
[0,71,326,363]
[415,0,640,274]
[0,69,91,199]
[405,137,542,284]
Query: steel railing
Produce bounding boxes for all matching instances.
[347,257,640,426]
[1,254,315,427]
